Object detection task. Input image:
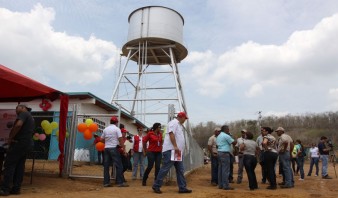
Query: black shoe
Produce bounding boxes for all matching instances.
[278,182,285,185]
[0,190,9,196]
[142,181,146,186]
[223,187,234,190]
[117,183,129,187]
[229,180,234,183]
[280,185,293,189]
[266,186,277,190]
[178,189,192,193]
[152,187,162,194]
[103,183,112,187]
[9,189,20,195]
[322,175,333,179]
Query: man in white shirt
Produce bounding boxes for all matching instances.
[101,116,129,187]
[152,112,192,194]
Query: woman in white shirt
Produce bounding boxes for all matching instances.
[307,143,320,176]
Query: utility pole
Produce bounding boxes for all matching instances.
[257,111,262,129]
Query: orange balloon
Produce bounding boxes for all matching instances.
[88,123,98,132]
[77,123,87,132]
[83,129,92,140]
[95,142,105,151]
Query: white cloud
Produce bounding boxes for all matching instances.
[245,83,263,98]
[0,4,119,85]
[188,13,338,98]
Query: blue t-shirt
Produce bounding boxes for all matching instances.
[216,132,234,152]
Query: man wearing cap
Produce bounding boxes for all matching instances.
[152,112,192,194]
[101,116,129,187]
[235,129,247,184]
[0,105,34,196]
[276,127,294,188]
[131,127,145,180]
[208,127,221,186]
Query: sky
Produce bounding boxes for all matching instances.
[1,0,338,126]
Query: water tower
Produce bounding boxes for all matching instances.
[111,6,190,128]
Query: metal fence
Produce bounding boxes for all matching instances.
[21,111,204,182]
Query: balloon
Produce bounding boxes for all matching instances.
[41,120,50,129]
[77,123,87,132]
[95,142,105,151]
[33,133,39,141]
[66,132,69,138]
[85,119,93,127]
[44,126,53,135]
[88,123,98,132]
[39,134,46,141]
[51,121,59,129]
[83,129,92,140]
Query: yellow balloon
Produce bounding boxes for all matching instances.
[45,127,53,135]
[51,121,59,129]
[41,120,50,129]
[85,119,93,127]
[66,132,69,138]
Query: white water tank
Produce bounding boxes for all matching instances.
[122,6,188,64]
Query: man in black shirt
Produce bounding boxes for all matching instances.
[0,105,35,196]
[318,136,332,179]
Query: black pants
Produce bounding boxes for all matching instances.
[263,151,278,187]
[143,151,162,182]
[2,141,31,192]
[258,150,267,183]
[243,155,258,189]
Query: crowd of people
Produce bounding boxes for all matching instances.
[1,104,335,196]
[99,111,192,194]
[207,125,334,191]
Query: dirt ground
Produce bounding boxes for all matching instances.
[15,161,338,198]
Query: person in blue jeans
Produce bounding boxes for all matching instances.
[152,112,192,194]
[101,116,129,187]
[307,143,319,176]
[318,136,332,179]
[216,125,237,190]
[208,127,221,186]
[295,139,305,180]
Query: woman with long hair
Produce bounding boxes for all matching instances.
[142,123,163,186]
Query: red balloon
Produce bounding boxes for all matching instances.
[88,123,98,132]
[77,123,87,133]
[95,142,105,151]
[83,129,92,140]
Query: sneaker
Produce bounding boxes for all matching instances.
[315,174,318,177]
[223,187,234,190]
[298,178,304,181]
[211,182,217,186]
[307,174,311,176]
[278,182,285,186]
